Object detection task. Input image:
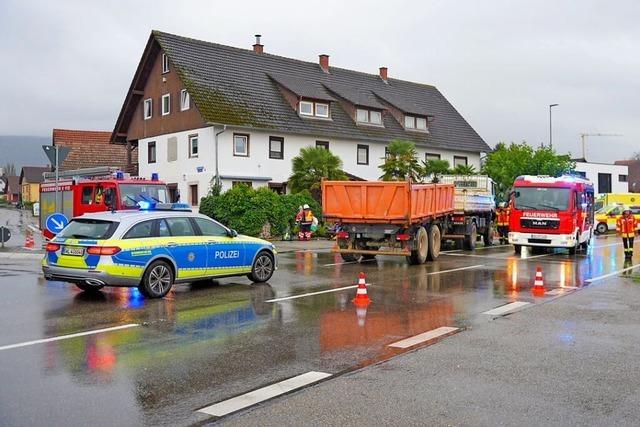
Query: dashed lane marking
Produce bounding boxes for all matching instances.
[585,263,640,283]
[426,264,484,275]
[197,371,332,417]
[266,285,358,303]
[482,301,530,316]
[0,324,140,352]
[387,326,460,349]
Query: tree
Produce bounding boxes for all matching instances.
[421,159,451,182]
[379,140,421,181]
[482,142,574,201]
[451,164,477,175]
[630,151,640,161]
[288,146,347,198]
[2,163,16,176]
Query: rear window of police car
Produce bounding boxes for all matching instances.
[57,219,118,240]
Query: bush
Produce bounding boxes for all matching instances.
[199,185,321,238]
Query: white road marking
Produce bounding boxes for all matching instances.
[585,263,640,283]
[388,326,459,349]
[546,288,577,296]
[0,324,140,352]
[482,301,530,316]
[266,285,358,303]
[426,264,484,275]
[198,371,332,417]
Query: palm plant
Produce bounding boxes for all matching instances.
[379,140,421,181]
[288,147,347,197]
[451,164,477,175]
[421,159,451,182]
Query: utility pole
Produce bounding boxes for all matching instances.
[549,104,559,148]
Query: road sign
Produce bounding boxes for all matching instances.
[0,226,10,244]
[46,213,69,234]
[42,145,71,166]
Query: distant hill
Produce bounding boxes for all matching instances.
[0,135,51,173]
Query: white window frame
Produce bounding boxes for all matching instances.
[404,115,415,129]
[299,101,314,116]
[161,93,170,116]
[143,98,152,120]
[188,134,198,158]
[162,53,169,73]
[416,117,427,130]
[180,89,190,111]
[425,153,441,162]
[315,103,329,118]
[269,136,284,160]
[356,108,369,123]
[233,134,249,157]
[370,110,382,125]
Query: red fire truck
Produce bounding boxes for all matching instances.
[39,167,170,239]
[508,175,595,254]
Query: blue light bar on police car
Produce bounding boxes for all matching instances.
[136,201,192,212]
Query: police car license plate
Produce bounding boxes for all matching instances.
[62,246,84,256]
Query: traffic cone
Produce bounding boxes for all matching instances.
[23,235,34,250]
[532,266,545,296]
[356,304,368,327]
[352,272,371,306]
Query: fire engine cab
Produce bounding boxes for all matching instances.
[508,175,595,254]
[39,166,170,239]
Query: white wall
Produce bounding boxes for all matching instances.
[574,161,629,196]
[138,126,483,206]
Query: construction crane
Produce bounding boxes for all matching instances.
[579,133,622,160]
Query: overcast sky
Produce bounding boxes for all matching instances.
[1,0,638,162]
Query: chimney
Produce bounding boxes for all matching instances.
[253,34,263,54]
[319,54,330,73]
[379,67,388,82]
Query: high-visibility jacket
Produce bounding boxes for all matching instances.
[496,208,510,227]
[616,215,638,237]
[300,210,314,224]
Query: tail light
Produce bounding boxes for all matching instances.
[453,215,465,223]
[396,234,411,241]
[336,231,350,240]
[87,246,121,255]
[45,243,60,252]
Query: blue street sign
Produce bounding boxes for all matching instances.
[46,213,69,234]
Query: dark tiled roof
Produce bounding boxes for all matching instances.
[6,176,20,195]
[52,129,130,171]
[20,166,50,184]
[323,83,386,109]
[150,31,490,153]
[268,73,334,101]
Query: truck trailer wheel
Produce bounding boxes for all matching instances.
[427,224,441,261]
[482,222,494,247]
[407,226,428,265]
[463,223,477,251]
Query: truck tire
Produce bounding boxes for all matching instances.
[514,244,522,255]
[482,222,494,247]
[568,233,580,255]
[463,222,477,251]
[407,226,428,265]
[427,224,441,261]
[338,241,360,262]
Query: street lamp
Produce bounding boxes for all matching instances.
[549,103,559,149]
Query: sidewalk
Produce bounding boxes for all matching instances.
[220,274,640,426]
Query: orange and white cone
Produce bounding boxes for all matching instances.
[356,305,368,327]
[23,235,35,249]
[352,272,371,306]
[532,266,545,295]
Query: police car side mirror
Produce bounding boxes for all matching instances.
[227,229,238,238]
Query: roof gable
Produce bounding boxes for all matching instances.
[53,128,129,171]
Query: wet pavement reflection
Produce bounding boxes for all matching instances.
[0,235,638,425]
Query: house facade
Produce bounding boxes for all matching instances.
[573,160,629,196]
[19,166,50,203]
[112,32,490,206]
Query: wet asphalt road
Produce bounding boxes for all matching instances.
[0,234,636,426]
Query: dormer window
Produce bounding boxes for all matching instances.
[299,100,330,118]
[404,115,428,131]
[162,53,169,73]
[356,108,383,126]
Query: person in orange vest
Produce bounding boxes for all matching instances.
[616,206,638,258]
[296,204,315,241]
[496,202,510,244]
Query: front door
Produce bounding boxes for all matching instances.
[161,217,207,280]
[192,217,247,277]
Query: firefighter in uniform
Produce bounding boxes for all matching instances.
[616,206,638,258]
[496,202,510,244]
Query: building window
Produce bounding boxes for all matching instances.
[81,186,93,205]
[357,109,383,125]
[189,134,198,158]
[148,141,156,164]
[180,89,190,111]
[425,153,441,162]
[232,181,253,188]
[404,115,415,129]
[315,103,329,118]
[357,144,369,165]
[269,136,284,159]
[143,98,152,120]
[189,184,199,206]
[598,173,612,194]
[268,182,286,194]
[416,117,428,130]
[357,109,368,123]
[299,101,314,116]
[162,53,169,73]
[161,93,170,116]
[404,115,428,131]
[619,174,628,182]
[233,133,249,157]
[453,156,468,168]
[370,110,382,125]
[316,140,329,150]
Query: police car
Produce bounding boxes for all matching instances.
[42,203,277,298]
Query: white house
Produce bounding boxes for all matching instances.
[573,160,629,196]
[111,31,490,206]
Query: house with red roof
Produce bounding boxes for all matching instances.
[52,128,134,173]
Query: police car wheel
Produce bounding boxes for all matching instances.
[248,251,274,283]
[141,260,174,298]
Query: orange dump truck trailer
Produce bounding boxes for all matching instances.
[322,180,455,264]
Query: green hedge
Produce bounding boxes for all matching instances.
[199,185,321,238]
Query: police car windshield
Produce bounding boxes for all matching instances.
[57,219,118,240]
[514,187,570,211]
[120,184,168,208]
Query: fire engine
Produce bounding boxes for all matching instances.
[39,166,170,239]
[508,175,595,254]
